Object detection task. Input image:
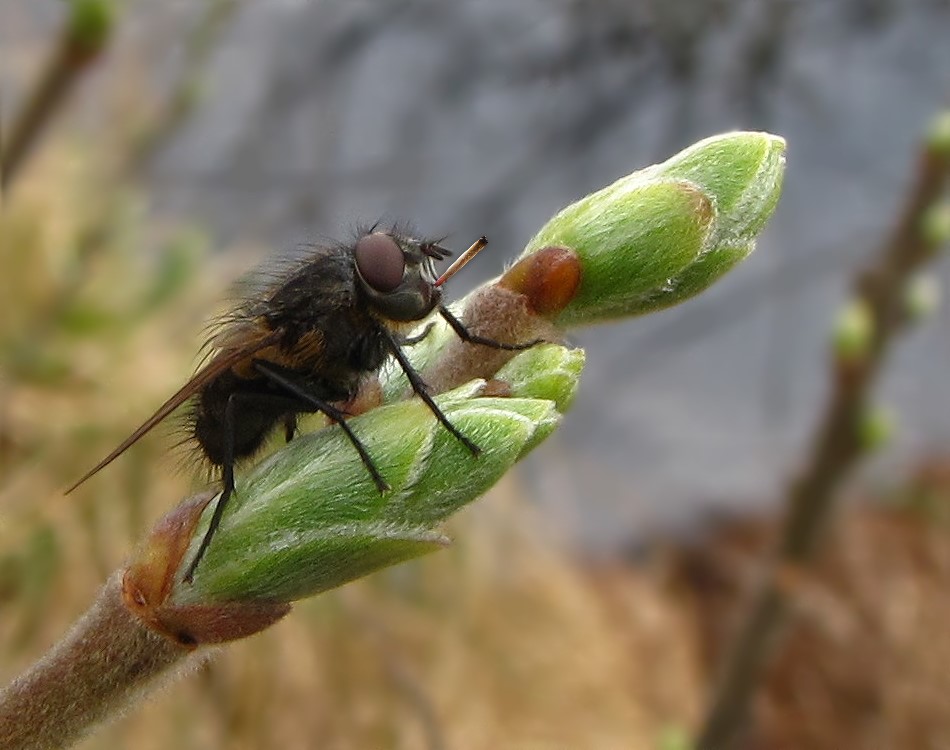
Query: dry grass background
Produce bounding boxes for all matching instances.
[675,466,950,750]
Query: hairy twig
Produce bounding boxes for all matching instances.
[0,574,199,750]
[696,114,950,750]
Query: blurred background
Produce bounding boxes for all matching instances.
[2,1,949,749]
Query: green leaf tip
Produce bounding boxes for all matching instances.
[494,343,585,413]
[859,405,895,454]
[832,299,874,362]
[171,345,579,605]
[520,131,786,326]
[67,0,113,56]
[926,110,950,159]
[904,274,941,322]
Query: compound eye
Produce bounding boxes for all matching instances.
[355,233,405,293]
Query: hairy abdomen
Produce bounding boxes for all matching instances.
[191,371,286,467]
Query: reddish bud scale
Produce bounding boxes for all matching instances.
[123,493,290,646]
[499,246,582,317]
[481,378,514,398]
[123,494,213,615]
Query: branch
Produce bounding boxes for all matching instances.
[696,111,950,750]
[1,0,113,192]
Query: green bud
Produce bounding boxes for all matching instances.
[165,345,577,605]
[859,405,894,453]
[658,726,694,750]
[904,274,941,322]
[926,110,950,159]
[832,300,874,361]
[921,203,950,248]
[523,180,715,325]
[494,343,585,414]
[654,131,786,241]
[67,0,113,57]
[520,132,786,326]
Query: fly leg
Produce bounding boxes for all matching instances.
[283,414,298,443]
[438,305,543,351]
[183,391,308,583]
[383,330,480,456]
[252,360,390,493]
[184,392,238,582]
[397,322,435,347]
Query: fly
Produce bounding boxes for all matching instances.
[67,229,539,581]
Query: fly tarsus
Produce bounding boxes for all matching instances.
[438,305,543,351]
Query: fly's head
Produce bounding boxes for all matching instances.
[353,231,450,323]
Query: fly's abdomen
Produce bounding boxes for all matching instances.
[191,372,286,467]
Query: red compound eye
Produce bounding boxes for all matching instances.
[355,233,405,293]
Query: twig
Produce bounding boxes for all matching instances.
[6,0,241,365]
[696,116,950,750]
[0,0,112,193]
[0,574,198,750]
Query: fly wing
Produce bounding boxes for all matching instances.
[65,330,282,494]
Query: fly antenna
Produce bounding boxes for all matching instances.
[434,236,488,287]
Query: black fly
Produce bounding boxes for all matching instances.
[67,229,538,581]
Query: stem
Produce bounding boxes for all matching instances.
[1,5,110,193]
[696,129,950,749]
[0,574,199,750]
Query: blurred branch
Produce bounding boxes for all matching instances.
[64,0,240,275]
[696,112,950,750]
[0,0,113,193]
[12,0,241,355]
